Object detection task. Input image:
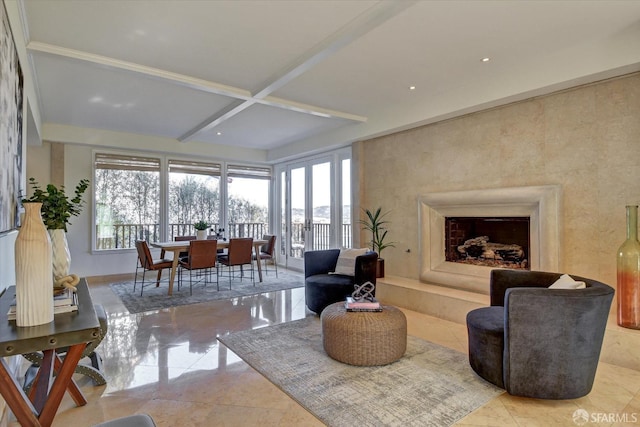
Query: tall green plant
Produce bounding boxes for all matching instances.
[22,177,90,231]
[359,207,395,257]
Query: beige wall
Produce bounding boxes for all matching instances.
[358,72,640,288]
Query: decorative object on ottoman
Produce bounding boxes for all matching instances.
[304,248,378,314]
[22,177,90,281]
[14,202,54,327]
[359,207,396,277]
[321,302,406,366]
[617,205,640,329]
[466,269,614,399]
[345,281,380,311]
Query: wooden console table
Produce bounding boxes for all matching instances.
[0,279,100,427]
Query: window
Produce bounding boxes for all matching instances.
[341,158,351,248]
[94,153,273,251]
[168,159,221,239]
[94,153,161,249]
[226,164,271,239]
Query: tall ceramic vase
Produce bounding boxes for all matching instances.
[14,203,54,327]
[49,229,71,281]
[617,205,640,329]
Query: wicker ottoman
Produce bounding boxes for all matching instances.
[321,302,407,366]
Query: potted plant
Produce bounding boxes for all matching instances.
[22,177,90,281]
[193,220,209,240]
[359,207,396,277]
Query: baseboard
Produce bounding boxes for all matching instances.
[86,273,135,285]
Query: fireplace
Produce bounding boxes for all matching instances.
[445,216,530,269]
[419,185,560,294]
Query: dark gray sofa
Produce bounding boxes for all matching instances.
[304,249,378,314]
[466,269,614,399]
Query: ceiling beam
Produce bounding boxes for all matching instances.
[252,0,417,100]
[26,41,368,133]
[181,0,414,142]
[27,41,253,100]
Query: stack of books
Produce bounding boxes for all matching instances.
[7,288,78,320]
[345,296,382,312]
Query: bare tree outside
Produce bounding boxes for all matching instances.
[95,167,269,249]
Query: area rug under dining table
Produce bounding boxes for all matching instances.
[110,269,304,313]
[218,316,503,427]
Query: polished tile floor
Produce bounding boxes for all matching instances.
[10,272,640,426]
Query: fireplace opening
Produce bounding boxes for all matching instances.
[445,217,530,269]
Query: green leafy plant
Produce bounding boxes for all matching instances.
[22,178,90,231]
[359,207,396,257]
[193,220,209,230]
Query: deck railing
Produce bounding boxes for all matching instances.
[96,222,352,252]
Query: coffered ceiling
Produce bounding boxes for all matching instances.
[15,0,640,159]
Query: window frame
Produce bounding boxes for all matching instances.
[92,150,273,252]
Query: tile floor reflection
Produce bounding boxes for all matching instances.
[8,272,640,426]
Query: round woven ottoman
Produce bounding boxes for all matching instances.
[320,302,407,366]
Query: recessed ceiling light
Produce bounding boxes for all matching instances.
[409,86,416,90]
[217,132,222,136]
[481,57,490,62]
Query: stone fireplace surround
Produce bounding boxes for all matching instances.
[419,185,561,294]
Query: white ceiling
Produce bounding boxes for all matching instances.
[18,0,640,160]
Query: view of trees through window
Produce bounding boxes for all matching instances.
[94,154,270,250]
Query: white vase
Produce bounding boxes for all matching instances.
[14,203,54,327]
[196,230,207,240]
[49,229,71,280]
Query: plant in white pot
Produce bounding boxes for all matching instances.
[193,220,209,240]
[22,177,90,285]
[359,207,396,278]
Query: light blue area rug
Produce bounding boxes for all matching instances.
[110,269,303,313]
[218,316,503,427]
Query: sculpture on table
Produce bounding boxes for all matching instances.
[352,281,376,302]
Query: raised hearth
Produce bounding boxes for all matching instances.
[419,185,561,294]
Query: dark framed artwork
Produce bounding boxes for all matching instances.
[0,1,24,235]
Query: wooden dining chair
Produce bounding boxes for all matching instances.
[217,238,254,288]
[134,240,174,296]
[175,235,196,259]
[254,234,278,277]
[178,239,218,294]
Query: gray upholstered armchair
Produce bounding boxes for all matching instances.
[304,249,378,314]
[466,269,614,399]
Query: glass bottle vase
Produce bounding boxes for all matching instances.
[617,205,640,329]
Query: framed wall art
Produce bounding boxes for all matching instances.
[0,1,24,235]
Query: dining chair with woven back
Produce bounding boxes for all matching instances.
[254,234,278,278]
[134,240,173,296]
[217,237,255,289]
[178,239,219,294]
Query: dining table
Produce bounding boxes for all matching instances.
[150,239,269,296]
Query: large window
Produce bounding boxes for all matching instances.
[95,154,160,249]
[226,164,271,239]
[168,160,221,239]
[94,153,271,250]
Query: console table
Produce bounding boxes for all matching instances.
[0,278,100,427]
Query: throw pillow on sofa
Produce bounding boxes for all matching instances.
[332,248,369,276]
[549,274,586,289]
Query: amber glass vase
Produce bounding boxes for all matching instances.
[617,205,640,329]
